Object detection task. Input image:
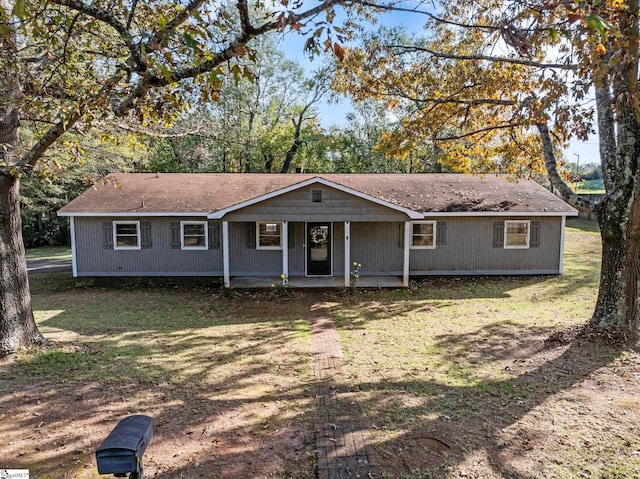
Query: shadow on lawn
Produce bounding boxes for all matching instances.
[0,292,318,478]
[5,262,615,478]
[349,329,624,478]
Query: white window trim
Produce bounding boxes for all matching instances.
[256,221,283,250]
[113,221,141,250]
[410,221,437,249]
[181,221,208,250]
[504,220,530,249]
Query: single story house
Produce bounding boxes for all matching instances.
[57,173,578,288]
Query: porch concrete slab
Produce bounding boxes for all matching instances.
[230,275,404,289]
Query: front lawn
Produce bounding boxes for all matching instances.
[329,219,640,479]
[2,219,638,479]
[0,281,315,478]
[25,245,72,261]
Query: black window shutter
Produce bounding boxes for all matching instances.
[246,222,256,249]
[493,222,505,248]
[170,222,181,249]
[398,223,405,248]
[436,221,447,247]
[141,221,152,249]
[103,222,114,249]
[208,221,220,249]
[530,221,540,248]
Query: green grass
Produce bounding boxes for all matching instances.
[19,282,311,383]
[329,219,640,479]
[1,284,316,478]
[25,245,71,261]
[566,217,600,234]
[576,179,605,194]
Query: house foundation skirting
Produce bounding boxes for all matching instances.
[230,275,404,289]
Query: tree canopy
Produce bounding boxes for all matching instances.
[0,0,352,355]
[3,0,640,353]
[335,0,640,342]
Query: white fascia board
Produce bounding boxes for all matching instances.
[57,211,210,217]
[207,177,424,220]
[419,211,579,217]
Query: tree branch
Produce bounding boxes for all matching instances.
[416,96,517,107]
[536,122,595,213]
[351,0,500,31]
[18,74,123,169]
[114,0,347,117]
[115,121,207,138]
[148,0,207,47]
[386,44,577,70]
[236,0,253,35]
[433,122,524,141]
[49,0,146,71]
[595,82,617,193]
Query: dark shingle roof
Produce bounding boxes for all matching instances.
[57,173,577,216]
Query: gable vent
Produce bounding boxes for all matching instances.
[311,189,323,203]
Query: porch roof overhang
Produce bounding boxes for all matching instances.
[207,177,425,220]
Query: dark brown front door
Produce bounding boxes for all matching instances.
[307,223,331,276]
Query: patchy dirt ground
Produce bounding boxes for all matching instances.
[0,284,317,479]
[4,221,639,479]
[363,334,640,479]
[0,375,314,479]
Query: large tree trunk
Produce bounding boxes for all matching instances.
[0,175,46,355]
[591,193,640,344]
[590,89,640,343]
[537,120,640,345]
[0,19,46,355]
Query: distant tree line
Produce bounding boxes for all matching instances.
[20,36,449,247]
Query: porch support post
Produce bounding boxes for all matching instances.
[70,216,78,278]
[559,215,566,275]
[282,221,289,278]
[344,221,351,288]
[222,221,230,288]
[403,221,411,287]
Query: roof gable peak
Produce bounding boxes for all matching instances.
[208,176,424,219]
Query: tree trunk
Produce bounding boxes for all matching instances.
[0,175,46,355]
[591,193,640,344]
[280,116,304,174]
[537,119,640,344]
[0,25,46,355]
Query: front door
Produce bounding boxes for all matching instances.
[307,222,332,276]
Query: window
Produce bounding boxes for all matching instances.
[113,221,140,250]
[312,189,323,203]
[257,222,282,249]
[504,220,530,248]
[181,221,208,249]
[411,221,436,249]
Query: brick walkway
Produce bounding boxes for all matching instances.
[309,296,381,479]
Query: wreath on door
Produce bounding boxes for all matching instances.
[310,228,328,244]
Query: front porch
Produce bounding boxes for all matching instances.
[222,220,413,289]
[229,275,404,289]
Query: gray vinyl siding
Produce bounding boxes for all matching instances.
[289,222,305,275]
[408,216,562,274]
[74,217,223,276]
[72,215,564,279]
[351,222,403,275]
[228,222,281,276]
[223,184,409,222]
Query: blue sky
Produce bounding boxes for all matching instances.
[275,5,600,166]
